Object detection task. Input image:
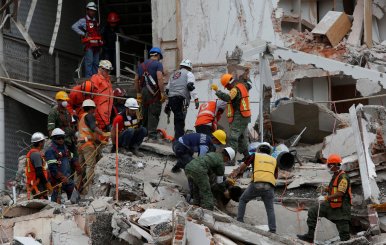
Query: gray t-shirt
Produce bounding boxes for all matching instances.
[30,151,43,168]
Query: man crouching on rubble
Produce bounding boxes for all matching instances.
[297,154,352,242]
[185,147,235,210]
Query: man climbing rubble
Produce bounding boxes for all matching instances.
[230,142,278,233]
[211,73,251,164]
[77,99,106,194]
[171,129,227,173]
[184,147,235,210]
[195,99,227,136]
[111,98,147,157]
[68,80,94,118]
[297,154,352,242]
[164,59,199,139]
[71,2,103,78]
[25,132,53,200]
[45,128,79,203]
[48,91,78,171]
[134,47,165,141]
[91,60,114,131]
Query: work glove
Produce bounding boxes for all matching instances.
[211,84,218,91]
[45,182,53,194]
[136,93,142,104]
[318,195,327,203]
[226,177,236,186]
[160,93,167,103]
[194,99,199,109]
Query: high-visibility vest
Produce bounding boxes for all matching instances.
[252,153,277,186]
[82,18,103,49]
[328,170,353,208]
[195,101,217,126]
[78,113,98,148]
[120,111,140,130]
[25,148,48,187]
[227,83,251,123]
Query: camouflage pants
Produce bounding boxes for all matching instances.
[185,168,214,210]
[141,87,162,139]
[228,114,250,154]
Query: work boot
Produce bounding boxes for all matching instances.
[131,148,144,157]
[119,148,133,156]
[296,234,314,243]
[171,165,182,173]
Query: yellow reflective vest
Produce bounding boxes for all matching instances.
[252,153,277,186]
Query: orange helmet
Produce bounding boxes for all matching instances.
[107,12,120,23]
[220,73,234,87]
[81,80,94,93]
[327,154,342,164]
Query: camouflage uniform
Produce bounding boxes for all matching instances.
[306,172,351,241]
[215,84,250,155]
[185,152,225,210]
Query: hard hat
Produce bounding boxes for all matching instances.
[81,80,94,93]
[224,147,236,161]
[149,47,163,60]
[107,12,120,23]
[82,99,96,108]
[180,59,192,70]
[258,142,273,154]
[327,154,342,164]
[51,128,65,137]
[86,2,97,11]
[55,91,69,101]
[113,88,126,97]
[220,74,234,87]
[99,60,113,70]
[212,129,226,145]
[124,98,139,110]
[31,132,46,143]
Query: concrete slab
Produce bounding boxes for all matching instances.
[52,219,90,245]
[322,127,356,159]
[186,221,212,245]
[140,142,175,156]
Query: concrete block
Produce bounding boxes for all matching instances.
[322,127,356,159]
[52,219,90,245]
[186,221,212,245]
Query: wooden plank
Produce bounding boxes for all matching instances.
[364,0,373,48]
[347,0,364,46]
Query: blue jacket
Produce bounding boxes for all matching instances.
[45,142,73,183]
[179,133,214,156]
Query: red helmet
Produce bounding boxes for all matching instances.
[113,88,126,97]
[327,154,342,165]
[107,12,120,23]
[81,80,94,93]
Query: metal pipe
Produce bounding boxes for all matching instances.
[259,53,264,142]
[115,34,121,83]
[0,27,5,189]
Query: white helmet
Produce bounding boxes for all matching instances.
[86,2,97,11]
[258,142,273,154]
[31,132,46,143]
[99,60,113,70]
[82,99,96,108]
[51,128,65,137]
[224,147,236,161]
[180,59,192,69]
[124,98,139,110]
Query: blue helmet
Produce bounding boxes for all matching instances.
[149,47,163,60]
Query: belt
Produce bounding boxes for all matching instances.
[253,182,274,190]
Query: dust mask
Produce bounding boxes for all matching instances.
[61,101,68,107]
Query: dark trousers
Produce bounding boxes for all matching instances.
[169,96,187,139]
[195,124,212,136]
[172,141,193,169]
[118,127,147,149]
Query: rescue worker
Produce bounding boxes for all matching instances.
[110,87,127,124]
[111,98,147,157]
[171,129,227,173]
[68,80,94,117]
[297,154,352,242]
[48,91,78,167]
[25,132,52,200]
[134,47,165,141]
[45,128,80,203]
[77,99,106,194]
[185,147,235,210]
[195,99,227,135]
[91,60,114,131]
[230,142,278,233]
[164,59,199,139]
[101,12,124,69]
[72,2,103,78]
[211,73,251,164]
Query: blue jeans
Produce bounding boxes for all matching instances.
[237,182,276,232]
[84,48,99,78]
[118,127,147,149]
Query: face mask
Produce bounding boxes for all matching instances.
[61,101,68,107]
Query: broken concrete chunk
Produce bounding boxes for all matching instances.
[356,78,382,96]
[51,219,90,245]
[213,233,238,245]
[186,221,213,245]
[140,142,175,156]
[322,127,356,159]
[130,222,154,243]
[138,209,172,226]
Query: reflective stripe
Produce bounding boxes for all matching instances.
[47,159,58,165]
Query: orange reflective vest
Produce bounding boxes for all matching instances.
[195,101,217,127]
[92,73,113,130]
[328,171,352,208]
[78,113,98,149]
[227,83,251,123]
[25,148,48,187]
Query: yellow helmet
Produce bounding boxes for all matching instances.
[55,91,69,101]
[212,129,226,145]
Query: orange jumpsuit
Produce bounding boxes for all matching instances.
[91,73,113,130]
